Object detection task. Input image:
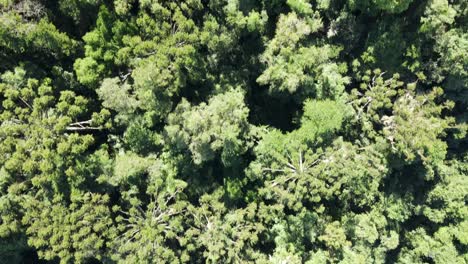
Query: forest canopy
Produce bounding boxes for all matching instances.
[0,0,467,263]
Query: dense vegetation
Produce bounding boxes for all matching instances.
[0,0,467,263]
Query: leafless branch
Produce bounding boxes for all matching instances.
[66,119,102,131]
[119,70,132,82]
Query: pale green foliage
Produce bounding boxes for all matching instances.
[436,30,468,80]
[97,78,137,122]
[0,67,110,261]
[110,160,188,263]
[0,167,23,239]
[257,139,386,211]
[319,221,350,250]
[268,210,320,263]
[382,88,453,170]
[249,99,346,173]
[185,189,265,263]
[201,0,267,54]
[131,53,185,118]
[419,0,467,104]
[300,99,349,142]
[268,248,302,264]
[0,0,13,8]
[112,152,154,185]
[341,210,401,263]
[423,159,468,223]
[350,70,407,138]
[351,71,454,174]
[257,12,348,98]
[434,29,468,102]
[98,78,137,112]
[286,0,323,30]
[287,0,314,15]
[0,0,45,20]
[305,250,329,264]
[420,0,456,34]
[257,12,313,93]
[22,193,113,263]
[398,226,466,263]
[249,100,387,211]
[114,0,135,15]
[165,89,250,165]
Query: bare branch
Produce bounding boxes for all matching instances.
[66,119,102,131]
[65,126,101,131]
[68,119,92,126]
[119,70,132,82]
[19,97,32,110]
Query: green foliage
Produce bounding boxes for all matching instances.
[73,6,126,86]
[58,0,101,24]
[423,159,468,223]
[348,0,414,14]
[398,226,466,263]
[185,189,265,263]
[97,77,137,123]
[0,11,77,71]
[0,1,466,263]
[420,0,456,34]
[257,12,349,99]
[110,168,188,263]
[382,88,453,170]
[23,193,113,263]
[165,89,250,166]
